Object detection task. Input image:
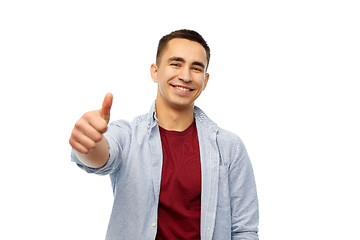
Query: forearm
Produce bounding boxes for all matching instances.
[74,137,110,168]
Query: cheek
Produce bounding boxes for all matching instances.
[194,77,207,89]
[158,69,176,83]
[165,69,178,80]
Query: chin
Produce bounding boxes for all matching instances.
[169,100,194,110]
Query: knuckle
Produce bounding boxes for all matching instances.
[74,119,84,129]
[102,120,109,130]
[100,126,108,133]
[82,111,91,118]
[94,134,103,143]
[101,123,108,132]
[80,112,91,123]
[70,128,81,141]
[88,141,97,150]
[69,137,74,147]
[96,120,108,133]
[83,110,98,120]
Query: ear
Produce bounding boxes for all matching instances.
[203,73,210,90]
[150,64,159,83]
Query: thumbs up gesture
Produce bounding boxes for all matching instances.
[69,93,113,154]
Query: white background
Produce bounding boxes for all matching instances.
[1,0,359,239]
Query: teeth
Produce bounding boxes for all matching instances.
[175,86,190,91]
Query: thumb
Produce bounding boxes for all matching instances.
[99,92,113,123]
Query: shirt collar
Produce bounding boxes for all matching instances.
[147,101,219,133]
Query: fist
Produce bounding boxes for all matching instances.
[69,93,113,154]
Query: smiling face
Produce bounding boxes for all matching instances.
[151,38,209,111]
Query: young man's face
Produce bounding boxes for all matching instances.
[151,38,209,110]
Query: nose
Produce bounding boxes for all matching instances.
[178,67,192,82]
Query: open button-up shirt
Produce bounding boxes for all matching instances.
[71,104,259,240]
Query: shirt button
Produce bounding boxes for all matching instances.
[152,222,156,227]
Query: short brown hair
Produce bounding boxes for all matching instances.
[156,29,211,69]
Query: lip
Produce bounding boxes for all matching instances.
[170,84,194,90]
[170,84,194,95]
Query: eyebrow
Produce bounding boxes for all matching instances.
[168,56,206,69]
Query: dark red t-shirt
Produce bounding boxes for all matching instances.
[156,121,201,240]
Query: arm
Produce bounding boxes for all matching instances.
[69,93,113,168]
[230,140,259,239]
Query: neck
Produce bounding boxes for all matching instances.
[155,99,195,132]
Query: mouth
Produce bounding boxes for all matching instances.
[170,84,194,92]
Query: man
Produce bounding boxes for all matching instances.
[69,29,259,239]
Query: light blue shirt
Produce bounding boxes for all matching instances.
[72,104,259,239]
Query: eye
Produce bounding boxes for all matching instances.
[192,66,204,72]
[170,62,181,67]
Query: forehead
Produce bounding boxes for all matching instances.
[161,38,207,64]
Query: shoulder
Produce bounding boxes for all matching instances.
[107,109,154,137]
[109,112,150,131]
[217,127,247,160]
[217,127,243,146]
[194,106,247,160]
[194,106,244,146]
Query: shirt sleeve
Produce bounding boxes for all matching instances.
[229,138,259,239]
[71,120,132,175]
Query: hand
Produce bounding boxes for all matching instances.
[69,93,113,154]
